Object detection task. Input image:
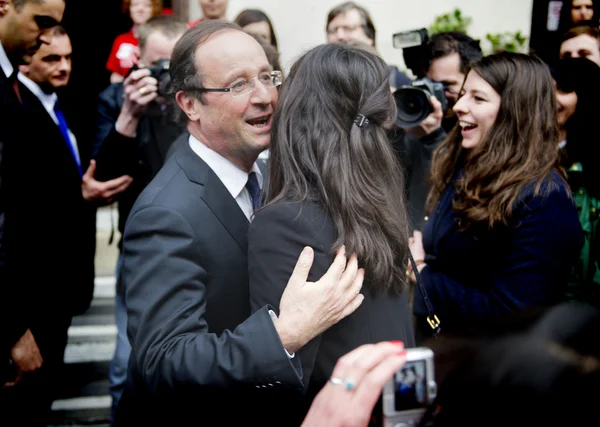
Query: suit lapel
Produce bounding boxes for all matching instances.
[19,83,82,179]
[175,142,250,255]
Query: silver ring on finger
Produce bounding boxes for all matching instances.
[344,377,357,391]
[330,376,344,387]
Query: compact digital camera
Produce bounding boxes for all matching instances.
[393,77,447,129]
[382,347,437,427]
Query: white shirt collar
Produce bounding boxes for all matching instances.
[17,73,57,112]
[188,134,263,200]
[0,41,14,79]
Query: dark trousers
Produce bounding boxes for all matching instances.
[0,315,71,426]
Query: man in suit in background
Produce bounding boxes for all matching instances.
[115,20,365,425]
[0,0,64,397]
[0,24,130,426]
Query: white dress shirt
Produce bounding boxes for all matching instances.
[188,134,262,221]
[188,135,294,358]
[17,73,81,166]
[0,41,14,79]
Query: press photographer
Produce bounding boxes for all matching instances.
[390,30,482,232]
[90,15,188,423]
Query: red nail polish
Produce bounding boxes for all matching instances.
[390,340,404,346]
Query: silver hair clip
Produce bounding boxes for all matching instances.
[354,114,370,128]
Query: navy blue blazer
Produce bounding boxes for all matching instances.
[413,171,583,332]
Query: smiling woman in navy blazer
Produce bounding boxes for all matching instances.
[248,43,415,425]
[408,53,583,338]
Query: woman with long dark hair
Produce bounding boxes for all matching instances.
[248,42,414,422]
[408,53,583,337]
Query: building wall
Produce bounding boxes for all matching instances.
[188,0,533,74]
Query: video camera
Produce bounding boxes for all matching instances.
[391,28,448,129]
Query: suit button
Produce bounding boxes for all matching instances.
[275,381,281,384]
[255,385,261,389]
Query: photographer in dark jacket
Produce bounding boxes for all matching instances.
[391,32,482,232]
[91,15,188,424]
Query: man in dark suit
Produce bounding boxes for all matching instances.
[0,24,130,426]
[0,0,64,394]
[115,20,365,425]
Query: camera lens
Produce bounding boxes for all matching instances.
[393,87,433,128]
[157,70,172,97]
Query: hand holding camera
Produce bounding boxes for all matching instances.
[123,67,158,117]
[116,67,159,137]
[301,341,407,427]
[404,95,444,139]
[393,77,447,131]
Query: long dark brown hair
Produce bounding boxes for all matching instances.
[427,52,564,228]
[267,43,410,294]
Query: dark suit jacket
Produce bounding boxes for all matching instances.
[0,66,28,370]
[115,141,303,425]
[11,83,96,317]
[248,199,416,425]
[413,170,583,333]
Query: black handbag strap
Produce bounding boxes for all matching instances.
[409,253,441,337]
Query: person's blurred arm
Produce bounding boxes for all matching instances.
[92,68,156,182]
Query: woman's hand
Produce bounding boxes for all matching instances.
[408,231,427,282]
[409,230,426,262]
[301,341,407,427]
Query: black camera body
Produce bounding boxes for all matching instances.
[129,58,172,98]
[393,77,447,129]
[147,58,171,97]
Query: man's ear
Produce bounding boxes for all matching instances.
[0,1,10,17]
[18,64,28,75]
[175,90,202,122]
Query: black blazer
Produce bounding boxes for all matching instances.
[0,67,28,368]
[115,142,303,425]
[11,83,96,317]
[248,199,416,424]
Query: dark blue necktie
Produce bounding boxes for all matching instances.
[54,100,82,177]
[245,171,261,211]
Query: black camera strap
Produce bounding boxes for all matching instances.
[409,253,441,337]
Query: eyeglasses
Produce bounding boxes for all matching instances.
[327,24,362,35]
[188,70,283,98]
